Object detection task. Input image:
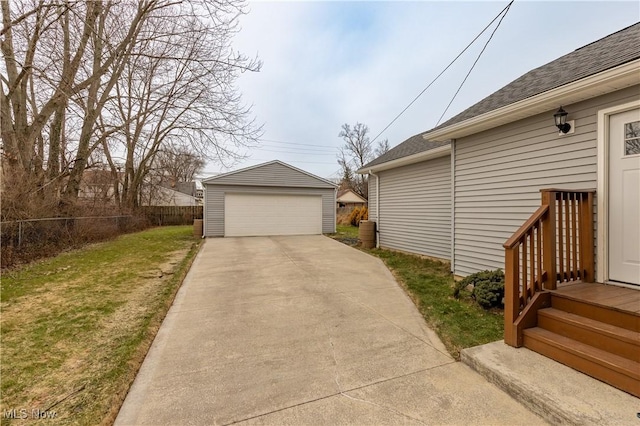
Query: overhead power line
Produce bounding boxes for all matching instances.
[259,144,339,154]
[436,1,513,125]
[369,0,515,145]
[257,148,337,156]
[259,138,340,149]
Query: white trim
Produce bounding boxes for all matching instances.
[450,139,456,274]
[332,188,337,233]
[423,59,640,142]
[202,160,337,188]
[596,99,640,283]
[202,185,207,237]
[357,145,451,174]
[605,281,640,290]
[369,171,380,248]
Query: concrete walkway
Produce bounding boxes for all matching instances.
[116,236,543,425]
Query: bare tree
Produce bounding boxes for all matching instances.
[101,2,261,208]
[1,0,261,217]
[375,139,390,157]
[337,123,388,198]
[156,146,205,184]
[337,151,355,192]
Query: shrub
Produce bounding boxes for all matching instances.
[348,206,368,227]
[473,280,505,309]
[453,269,504,309]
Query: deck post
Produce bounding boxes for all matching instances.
[541,190,557,290]
[504,246,520,347]
[580,192,595,282]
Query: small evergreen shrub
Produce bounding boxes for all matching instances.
[453,269,504,309]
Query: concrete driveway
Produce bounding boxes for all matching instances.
[116,236,542,425]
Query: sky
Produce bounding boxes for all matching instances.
[201,1,640,180]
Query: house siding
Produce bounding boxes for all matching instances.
[376,156,451,260]
[205,162,334,189]
[204,185,335,236]
[368,176,377,221]
[453,85,639,277]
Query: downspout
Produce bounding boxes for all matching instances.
[202,183,206,238]
[369,170,380,248]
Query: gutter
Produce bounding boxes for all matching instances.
[422,59,640,142]
[369,170,380,248]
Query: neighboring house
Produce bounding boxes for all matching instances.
[78,168,121,204]
[202,160,337,237]
[360,23,640,397]
[146,185,200,206]
[336,189,367,209]
[150,180,204,206]
[195,180,204,199]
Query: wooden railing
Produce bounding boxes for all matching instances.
[504,189,595,346]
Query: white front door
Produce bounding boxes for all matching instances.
[608,108,640,285]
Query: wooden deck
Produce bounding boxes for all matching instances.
[522,280,640,397]
[553,281,640,314]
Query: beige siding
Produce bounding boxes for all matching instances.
[377,156,451,260]
[453,85,639,277]
[204,185,335,236]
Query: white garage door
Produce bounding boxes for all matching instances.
[224,193,323,237]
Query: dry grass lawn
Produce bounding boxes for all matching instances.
[0,226,200,425]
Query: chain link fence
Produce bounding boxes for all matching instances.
[1,215,149,268]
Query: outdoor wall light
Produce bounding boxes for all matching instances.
[554,107,572,134]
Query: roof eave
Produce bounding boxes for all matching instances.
[203,159,337,188]
[422,59,640,142]
[356,144,451,174]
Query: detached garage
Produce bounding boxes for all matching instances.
[202,160,337,237]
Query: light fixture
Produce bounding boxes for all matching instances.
[553,107,571,134]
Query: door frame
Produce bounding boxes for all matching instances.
[596,99,640,285]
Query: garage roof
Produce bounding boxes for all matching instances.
[202,160,337,189]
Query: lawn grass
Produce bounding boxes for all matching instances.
[367,248,503,359]
[335,224,359,239]
[0,226,201,425]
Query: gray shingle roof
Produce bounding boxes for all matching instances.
[361,133,449,170]
[432,22,640,132]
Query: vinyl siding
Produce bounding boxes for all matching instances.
[377,155,451,260]
[204,162,334,188]
[204,185,335,236]
[453,85,639,277]
[368,175,377,221]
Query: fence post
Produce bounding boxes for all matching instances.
[580,192,595,283]
[541,190,557,290]
[504,246,520,347]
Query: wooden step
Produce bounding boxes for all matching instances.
[523,327,640,398]
[537,308,640,362]
[551,293,640,332]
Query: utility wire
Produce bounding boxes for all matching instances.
[436,1,513,125]
[259,138,340,149]
[257,143,339,153]
[257,148,337,156]
[368,0,515,145]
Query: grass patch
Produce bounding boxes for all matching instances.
[335,224,359,239]
[367,248,503,359]
[0,226,201,425]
